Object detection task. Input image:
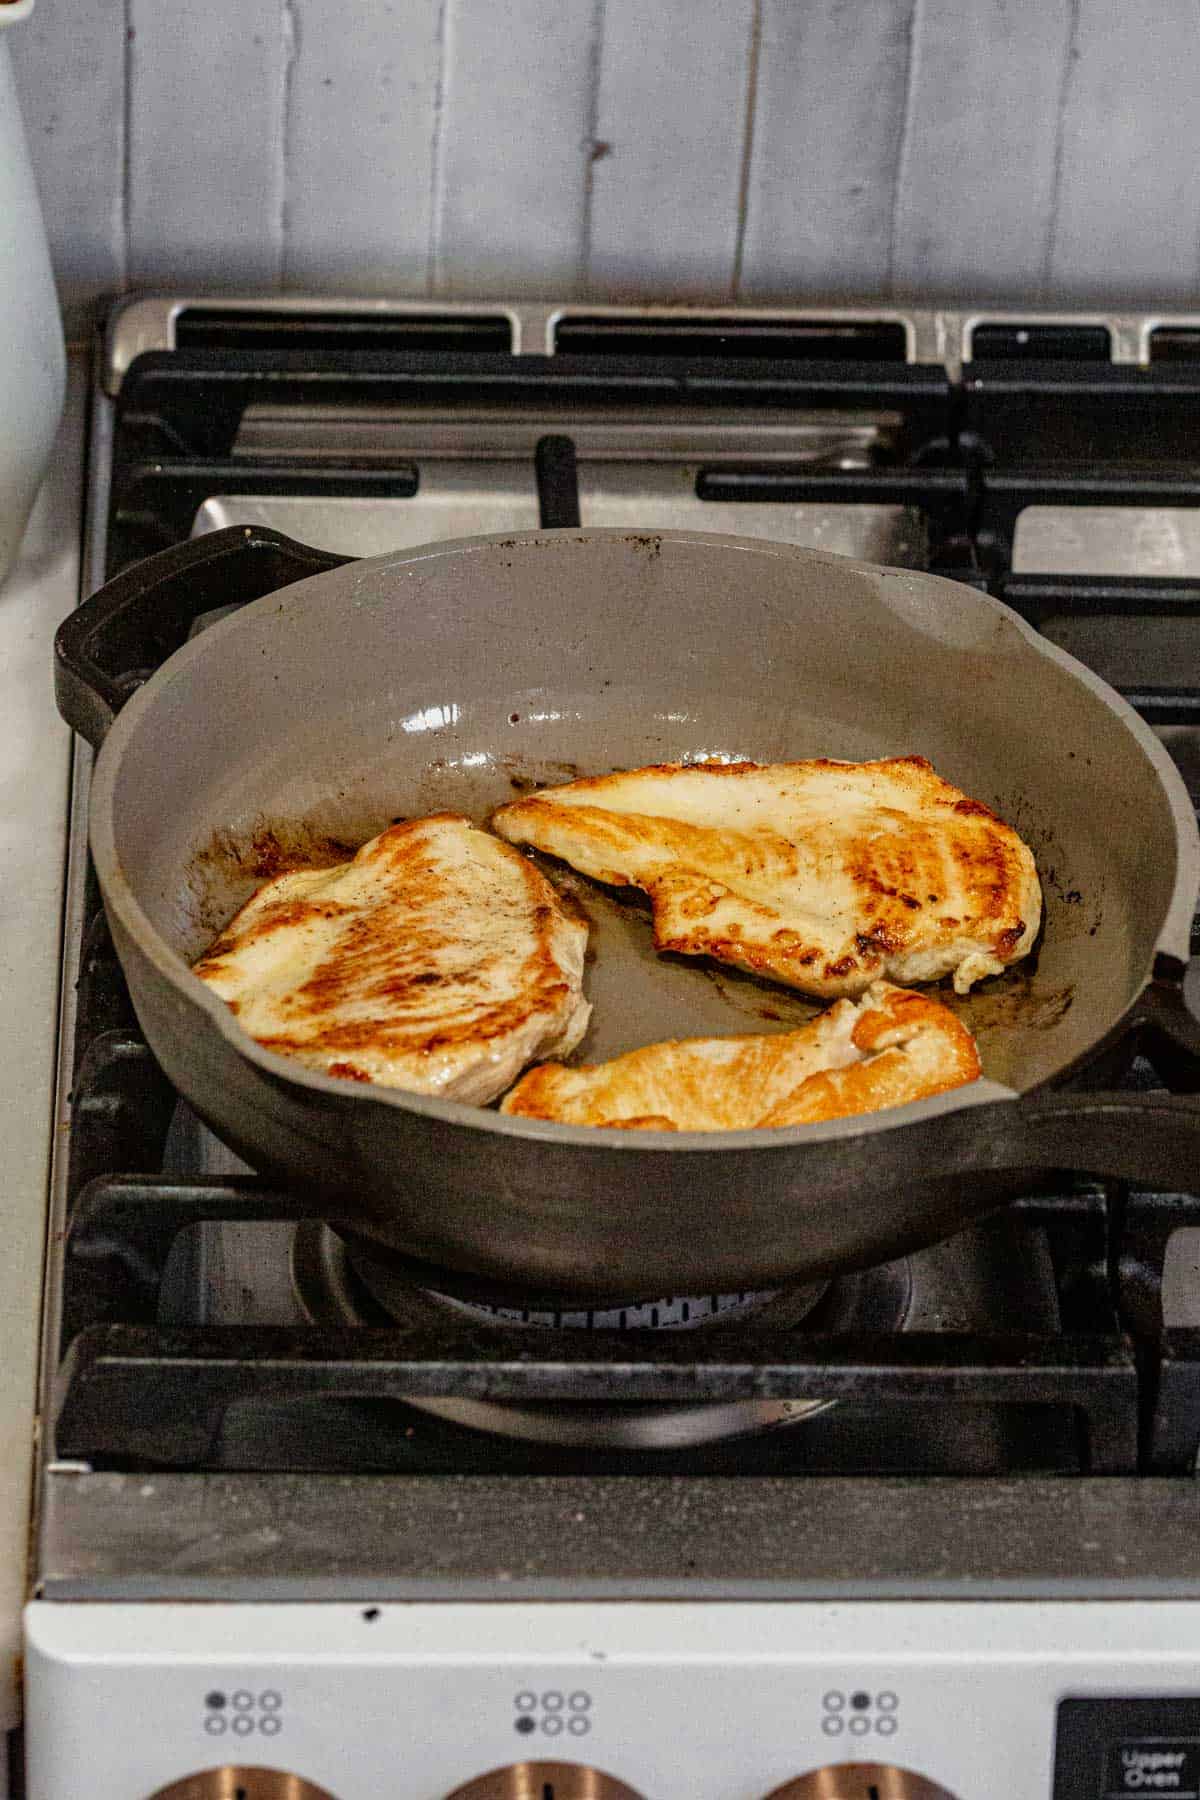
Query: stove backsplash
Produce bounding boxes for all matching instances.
[15,4,1200,334]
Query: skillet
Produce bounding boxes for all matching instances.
[55,526,1200,1301]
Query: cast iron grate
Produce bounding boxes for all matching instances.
[50,322,1200,1478]
[105,344,961,575]
[53,734,1154,1481]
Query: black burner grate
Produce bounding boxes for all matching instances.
[51,322,1200,1479]
[58,865,1151,1479]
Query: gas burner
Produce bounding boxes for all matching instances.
[436,1289,783,1330]
[337,1228,817,1329]
[290,1223,913,1450]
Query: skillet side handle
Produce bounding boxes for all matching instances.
[1134,956,1200,1092]
[969,1087,1200,1191]
[973,960,1200,1188]
[55,526,354,748]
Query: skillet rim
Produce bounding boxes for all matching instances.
[85,526,1200,1151]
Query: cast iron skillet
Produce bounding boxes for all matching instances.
[55,526,1200,1302]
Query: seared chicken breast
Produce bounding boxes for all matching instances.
[493,755,1040,999]
[502,981,981,1131]
[193,813,590,1104]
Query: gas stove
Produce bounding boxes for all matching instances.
[25,297,1200,1800]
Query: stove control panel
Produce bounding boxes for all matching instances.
[1055,1698,1200,1798]
[23,1600,1200,1800]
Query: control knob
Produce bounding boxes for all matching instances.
[445,1763,645,1799]
[764,1766,958,1799]
[147,1772,339,1800]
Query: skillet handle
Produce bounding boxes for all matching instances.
[987,1089,1200,1189]
[1133,957,1200,1092]
[972,962,1200,1188]
[55,526,354,749]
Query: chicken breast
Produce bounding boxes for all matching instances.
[501,981,981,1131]
[193,813,590,1104]
[493,755,1040,999]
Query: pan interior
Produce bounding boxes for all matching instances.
[102,530,1183,1095]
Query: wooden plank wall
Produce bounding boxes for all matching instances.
[11,0,1200,332]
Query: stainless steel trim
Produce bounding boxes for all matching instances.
[103,294,940,393]
[105,293,1200,396]
[540,301,925,361]
[36,1472,1200,1601]
[929,311,964,384]
[102,295,185,390]
[958,308,1145,365]
[230,405,898,462]
[1137,313,1200,362]
[102,294,527,393]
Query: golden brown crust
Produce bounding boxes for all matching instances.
[501,980,981,1131]
[755,986,981,1126]
[597,1114,679,1131]
[492,756,1041,999]
[194,814,590,1103]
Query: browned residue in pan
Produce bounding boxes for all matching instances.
[542,881,593,934]
[698,963,824,1028]
[533,856,643,917]
[499,753,583,789]
[184,822,362,940]
[939,971,1075,1036]
[191,822,358,885]
[697,954,1073,1037]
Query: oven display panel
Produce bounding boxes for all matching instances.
[1057,1700,1200,1798]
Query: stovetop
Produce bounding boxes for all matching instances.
[35,297,1200,1604]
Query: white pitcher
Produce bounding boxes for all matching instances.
[0,0,65,590]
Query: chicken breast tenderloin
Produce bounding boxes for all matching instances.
[501,981,981,1131]
[193,814,590,1103]
[493,756,1041,999]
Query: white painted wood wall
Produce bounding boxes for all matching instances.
[13,0,1200,333]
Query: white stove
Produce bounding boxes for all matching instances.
[19,298,1200,1800]
[0,354,87,1800]
[26,1600,1200,1799]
